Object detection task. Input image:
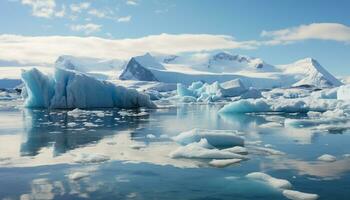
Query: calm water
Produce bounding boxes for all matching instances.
[0,99,350,200]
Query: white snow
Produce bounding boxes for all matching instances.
[283,190,319,200]
[246,172,292,190]
[172,128,244,148]
[317,154,336,162]
[21,68,156,109]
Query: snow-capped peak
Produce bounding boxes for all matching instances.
[281,57,343,87]
[133,53,165,70]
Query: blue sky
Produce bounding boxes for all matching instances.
[0,0,350,75]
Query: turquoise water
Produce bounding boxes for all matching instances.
[0,101,350,200]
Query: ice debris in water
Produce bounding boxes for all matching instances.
[283,190,319,200]
[21,68,156,109]
[169,139,247,159]
[176,79,261,102]
[317,154,336,162]
[172,128,244,148]
[246,172,292,190]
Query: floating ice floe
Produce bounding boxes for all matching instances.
[169,139,247,159]
[209,158,242,168]
[21,68,156,109]
[172,128,244,148]
[248,146,285,156]
[317,154,336,162]
[282,189,319,200]
[246,172,292,190]
[68,172,89,181]
[219,97,344,114]
[259,122,283,128]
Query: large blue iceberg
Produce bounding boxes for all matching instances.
[21,68,156,109]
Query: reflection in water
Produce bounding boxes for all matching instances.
[1,103,350,199]
[20,109,148,157]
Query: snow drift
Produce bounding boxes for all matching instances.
[21,68,156,109]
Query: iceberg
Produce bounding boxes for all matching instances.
[21,68,156,109]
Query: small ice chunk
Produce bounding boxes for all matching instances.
[246,172,292,190]
[67,122,78,127]
[343,154,350,158]
[67,108,87,117]
[68,172,89,181]
[250,146,285,156]
[317,154,336,162]
[170,139,247,159]
[209,158,242,168]
[283,190,319,200]
[259,122,283,128]
[83,122,99,127]
[146,134,156,139]
[173,128,244,148]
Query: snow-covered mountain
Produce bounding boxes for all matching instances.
[118,52,342,89]
[205,52,278,73]
[119,57,159,81]
[280,58,343,88]
[54,55,127,80]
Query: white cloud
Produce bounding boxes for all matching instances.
[126,0,138,6]
[70,23,102,35]
[69,2,90,13]
[21,0,56,18]
[88,9,107,18]
[117,15,132,22]
[261,23,350,44]
[0,34,257,65]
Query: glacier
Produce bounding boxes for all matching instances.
[21,68,156,109]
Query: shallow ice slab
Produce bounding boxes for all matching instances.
[317,154,336,162]
[246,172,292,190]
[173,128,244,148]
[21,68,156,109]
[282,189,319,200]
[209,158,242,168]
